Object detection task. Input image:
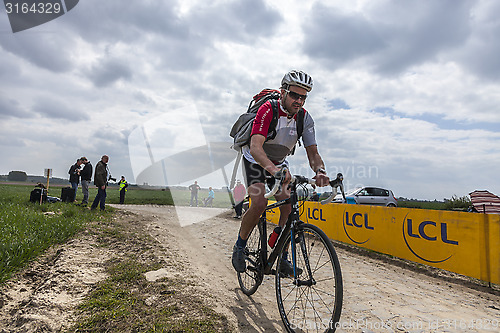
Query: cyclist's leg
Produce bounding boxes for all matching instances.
[238,158,272,239]
[239,183,267,238]
[274,187,291,227]
[232,159,269,272]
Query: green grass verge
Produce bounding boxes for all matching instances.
[67,211,231,332]
[0,184,115,284]
[71,258,229,332]
[1,183,232,331]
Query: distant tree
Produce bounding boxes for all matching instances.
[8,171,28,182]
[444,195,472,211]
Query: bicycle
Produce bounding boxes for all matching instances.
[237,170,346,332]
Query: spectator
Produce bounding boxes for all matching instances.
[119,175,128,204]
[233,180,246,219]
[91,155,110,211]
[189,181,201,207]
[68,158,83,202]
[204,187,215,207]
[79,157,92,206]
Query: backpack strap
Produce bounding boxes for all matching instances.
[267,99,280,141]
[290,108,305,155]
[296,108,305,141]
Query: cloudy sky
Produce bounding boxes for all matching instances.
[1,0,499,201]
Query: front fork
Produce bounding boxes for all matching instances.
[288,191,315,285]
[292,223,316,286]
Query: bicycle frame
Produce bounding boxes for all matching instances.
[259,180,302,277]
[238,172,345,332]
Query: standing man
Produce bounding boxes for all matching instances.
[189,181,201,207]
[231,70,330,276]
[91,155,110,211]
[119,176,128,204]
[232,180,246,219]
[79,157,93,206]
[68,158,82,202]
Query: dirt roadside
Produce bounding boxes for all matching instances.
[1,204,499,332]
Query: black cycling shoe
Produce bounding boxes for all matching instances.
[232,244,246,272]
[279,258,303,277]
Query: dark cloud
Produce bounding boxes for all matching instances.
[0,32,74,73]
[152,36,208,72]
[373,0,473,74]
[302,6,385,65]
[1,0,282,79]
[87,57,133,87]
[31,97,89,121]
[64,0,188,43]
[0,97,32,119]
[188,0,282,42]
[303,1,473,75]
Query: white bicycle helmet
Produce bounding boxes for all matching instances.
[281,70,313,92]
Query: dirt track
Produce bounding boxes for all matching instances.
[1,204,499,332]
[122,205,500,333]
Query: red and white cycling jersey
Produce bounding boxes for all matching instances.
[242,100,317,165]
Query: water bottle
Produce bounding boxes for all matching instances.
[268,226,282,248]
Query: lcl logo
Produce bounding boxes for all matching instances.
[403,214,459,263]
[343,211,375,245]
[4,0,79,33]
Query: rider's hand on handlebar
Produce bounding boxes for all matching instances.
[273,167,292,185]
[313,170,330,187]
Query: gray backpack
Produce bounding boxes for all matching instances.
[230,89,304,151]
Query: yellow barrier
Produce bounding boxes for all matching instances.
[266,202,500,285]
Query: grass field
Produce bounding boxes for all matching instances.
[32,183,234,208]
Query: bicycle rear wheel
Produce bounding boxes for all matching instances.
[275,223,343,332]
[237,220,264,296]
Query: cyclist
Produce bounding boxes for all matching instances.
[232,70,330,275]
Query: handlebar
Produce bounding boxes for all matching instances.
[263,168,346,205]
[264,167,289,199]
[320,173,346,205]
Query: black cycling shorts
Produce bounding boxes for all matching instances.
[243,158,276,189]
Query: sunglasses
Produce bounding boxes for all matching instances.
[285,90,307,101]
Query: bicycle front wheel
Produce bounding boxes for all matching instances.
[275,223,343,332]
[237,220,263,296]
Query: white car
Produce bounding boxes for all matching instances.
[335,187,398,207]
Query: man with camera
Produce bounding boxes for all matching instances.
[79,157,93,206]
[68,158,83,202]
[91,155,113,211]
